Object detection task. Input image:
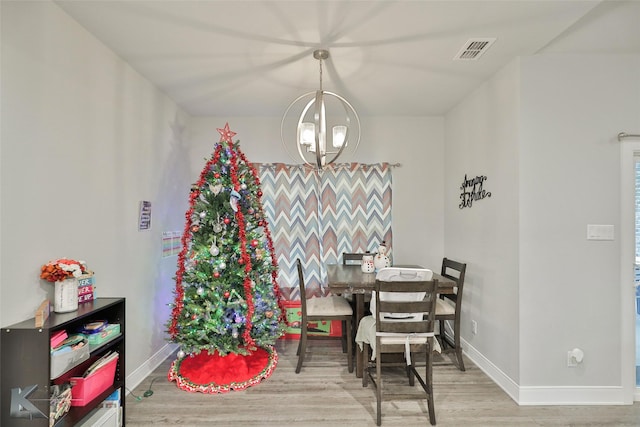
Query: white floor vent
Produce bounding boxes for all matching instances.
[454,38,496,60]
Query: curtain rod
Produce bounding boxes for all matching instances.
[618,132,640,141]
[253,162,401,170]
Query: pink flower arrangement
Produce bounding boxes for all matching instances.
[40,258,87,283]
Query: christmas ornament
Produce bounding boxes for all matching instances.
[213,216,223,233]
[210,183,223,195]
[230,190,241,212]
[209,240,220,256]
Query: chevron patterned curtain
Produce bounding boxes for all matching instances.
[257,163,393,301]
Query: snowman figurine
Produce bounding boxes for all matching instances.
[361,252,375,273]
[373,241,391,271]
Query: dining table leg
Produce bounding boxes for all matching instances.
[355,292,365,378]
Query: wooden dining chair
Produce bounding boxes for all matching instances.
[295,259,354,374]
[435,257,467,371]
[361,268,438,426]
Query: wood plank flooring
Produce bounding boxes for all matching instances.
[125,339,640,426]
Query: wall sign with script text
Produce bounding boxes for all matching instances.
[459,174,492,209]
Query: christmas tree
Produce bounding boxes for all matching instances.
[167,123,285,393]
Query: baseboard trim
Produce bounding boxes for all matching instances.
[462,338,630,405]
[518,385,627,405]
[125,343,178,392]
[461,338,520,403]
[125,339,635,404]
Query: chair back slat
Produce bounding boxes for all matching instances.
[378,321,433,334]
[378,299,431,314]
[441,257,466,294]
[378,281,435,293]
[342,252,365,265]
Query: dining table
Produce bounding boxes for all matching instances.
[326,263,457,378]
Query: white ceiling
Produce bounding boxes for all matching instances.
[54,0,640,117]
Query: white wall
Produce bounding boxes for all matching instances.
[445,53,640,404]
[188,116,446,271]
[10,0,637,408]
[518,54,640,400]
[1,1,192,382]
[445,61,521,384]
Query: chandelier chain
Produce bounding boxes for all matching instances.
[318,56,323,92]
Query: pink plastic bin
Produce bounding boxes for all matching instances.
[69,355,118,406]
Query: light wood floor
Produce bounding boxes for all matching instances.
[126,339,640,426]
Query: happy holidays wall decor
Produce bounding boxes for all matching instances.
[459,174,492,209]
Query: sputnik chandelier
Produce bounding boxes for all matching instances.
[281,49,360,170]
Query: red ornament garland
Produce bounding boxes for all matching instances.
[169,126,286,348]
[169,145,222,338]
[227,140,256,349]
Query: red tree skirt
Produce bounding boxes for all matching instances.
[168,346,278,393]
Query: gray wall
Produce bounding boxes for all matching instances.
[445,54,640,403]
[519,54,639,401]
[1,1,192,387]
[444,60,521,385]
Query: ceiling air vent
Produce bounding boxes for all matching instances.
[454,38,496,60]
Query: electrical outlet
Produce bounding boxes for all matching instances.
[471,320,478,335]
[567,351,578,367]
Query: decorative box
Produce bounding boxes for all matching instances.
[78,271,96,303]
[50,337,90,379]
[70,354,119,406]
[100,388,121,409]
[281,300,342,339]
[86,324,121,347]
